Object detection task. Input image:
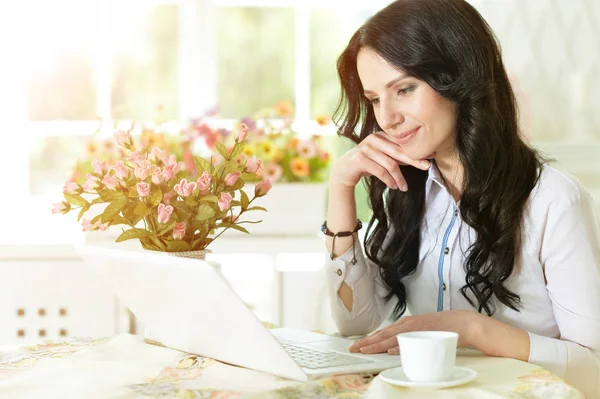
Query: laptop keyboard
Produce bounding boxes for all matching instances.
[278,340,374,370]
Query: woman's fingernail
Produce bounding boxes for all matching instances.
[401,184,408,192]
[421,160,430,168]
[360,346,372,354]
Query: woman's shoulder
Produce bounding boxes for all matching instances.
[529,163,591,208]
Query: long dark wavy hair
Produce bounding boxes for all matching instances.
[334,0,543,318]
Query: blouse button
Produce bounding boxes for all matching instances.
[336,269,343,276]
[442,283,447,291]
[444,247,449,255]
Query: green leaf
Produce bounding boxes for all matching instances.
[98,189,114,202]
[229,179,244,191]
[216,142,229,159]
[101,195,128,223]
[139,237,158,250]
[77,203,90,222]
[185,196,198,207]
[240,190,250,211]
[191,237,207,250]
[157,220,177,236]
[171,201,192,222]
[241,172,260,182]
[194,156,213,174]
[122,203,138,224]
[247,206,267,212]
[231,143,245,158]
[214,160,238,179]
[195,204,216,222]
[148,236,166,251]
[111,215,130,226]
[92,197,107,205]
[133,202,151,217]
[199,195,218,203]
[64,193,88,207]
[167,240,190,252]
[226,224,250,234]
[115,228,153,243]
[150,188,163,207]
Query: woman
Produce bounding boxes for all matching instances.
[324,0,600,396]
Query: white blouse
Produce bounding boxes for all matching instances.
[325,163,600,397]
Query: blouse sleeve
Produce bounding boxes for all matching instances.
[531,185,600,398]
[324,242,396,337]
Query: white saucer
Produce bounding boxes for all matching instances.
[379,366,478,389]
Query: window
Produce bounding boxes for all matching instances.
[310,8,372,118]
[111,4,179,121]
[28,3,180,197]
[216,7,295,118]
[4,0,385,244]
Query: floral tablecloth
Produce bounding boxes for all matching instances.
[0,333,583,399]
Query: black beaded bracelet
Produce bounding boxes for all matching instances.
[321,219,363,265]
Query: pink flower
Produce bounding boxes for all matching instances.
[128,152,145,164]
[149,147,166,162]
[162,166,175,182]
[244,156,262,173]
[102,174,120,191]
[115,129,134,149]
[196,171,212,193]
[218,192,233,211]
[255,179,272,197]
[63,181,82,195]
[134,165,150,180]
[112,161,129,180]
[318,149,330,162]
[82,218,93,232]
[92,159,107,174]
[165,154,178,169]
[151,166,165,184]
[82,174,102,191]
[224,171,241,187]
[173,222,186,240]
[52,201,70,214]
[136,182,151,197]
[174,179,197,197]
[235,123,249,142]
[296,139,318,159]
[263,163,283,182]
[332,375,368,391]
[93,220,110,231]
[157,203,174,224]
[163,191,175,205]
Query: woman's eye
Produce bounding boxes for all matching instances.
[398,86,415,95]
[369,98,380,105]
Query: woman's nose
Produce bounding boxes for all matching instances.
[379,101,404,130]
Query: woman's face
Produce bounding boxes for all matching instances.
[357,48,458,160]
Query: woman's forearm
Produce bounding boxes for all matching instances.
[325,180,358,257]
[467,311,530,362]
[326,176,360,312]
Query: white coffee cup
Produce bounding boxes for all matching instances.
[396,331,458,382]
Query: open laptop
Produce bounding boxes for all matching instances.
[75,244,402,381]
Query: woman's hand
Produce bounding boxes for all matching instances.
[348,310,480,355]
[330,131,433,192]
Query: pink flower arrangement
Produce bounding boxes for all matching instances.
[53,124,272,253]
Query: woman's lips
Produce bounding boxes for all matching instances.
[394,127,419,144]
